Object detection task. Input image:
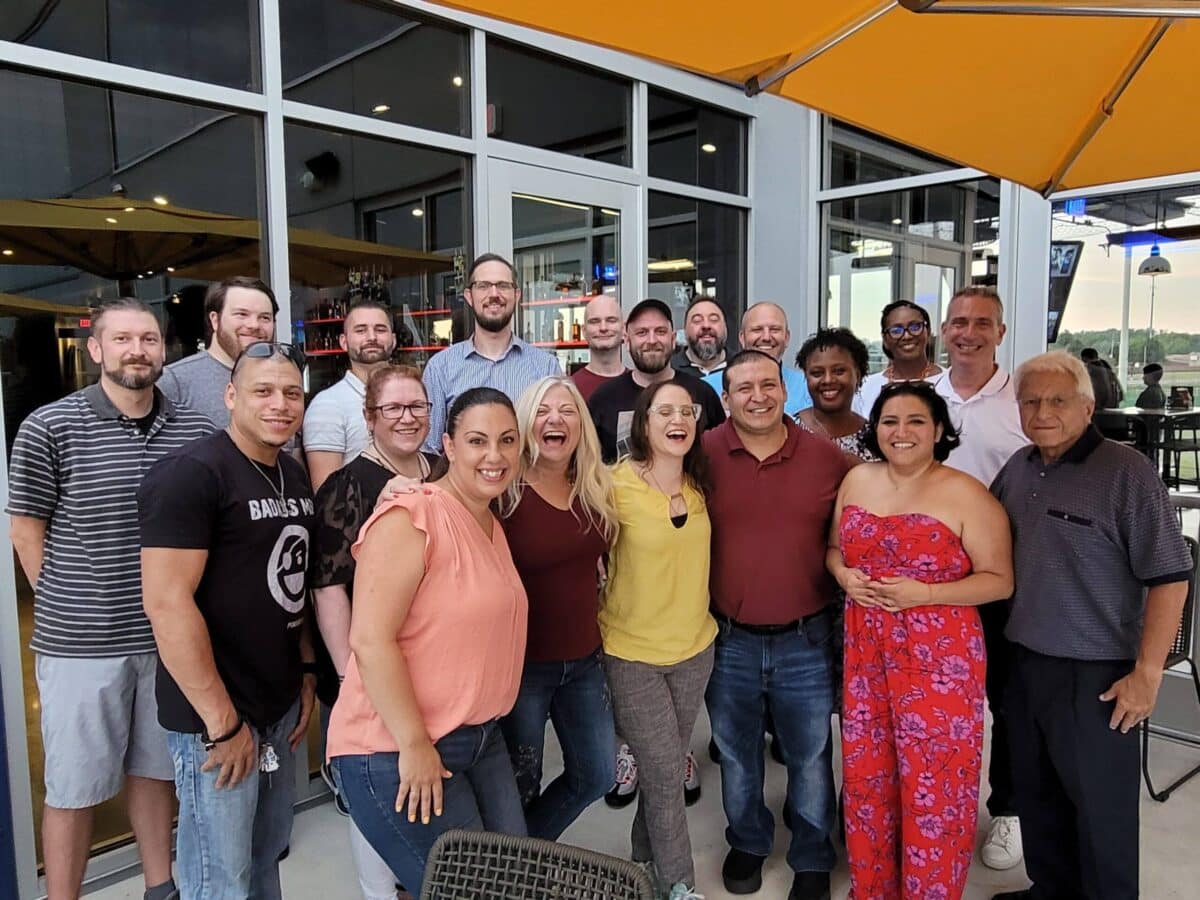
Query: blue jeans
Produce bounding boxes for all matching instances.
[500,649,616,839]
[335,720,526,891]
[167,699,300,900]
[705,609,837,873]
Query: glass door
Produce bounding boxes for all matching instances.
[488,162,638,374]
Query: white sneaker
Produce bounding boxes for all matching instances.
[683,751,701,806]
[666,883,705,900]
[605,743,639,808]
[980,815,1023,870]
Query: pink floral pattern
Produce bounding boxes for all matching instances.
[839,504,986,900]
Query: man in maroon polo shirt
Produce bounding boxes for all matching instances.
[702,350,849,900]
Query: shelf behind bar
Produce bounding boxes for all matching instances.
[406,308,452,318]
[306,349,347,356]
[305,317,346,325]
[521,296,593,308]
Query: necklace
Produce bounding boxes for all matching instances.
[248,456,285,503]
[363,440,429,481]
[884,361,939,381]
[639,464,687,517]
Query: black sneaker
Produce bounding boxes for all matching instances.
[605,743,638,808]
[321,761,349,816]
[683,751,701,806]
[991,892,1033,900]
[769,733,785,765]
[721,848,765,894]
[788,871,830,900]
[708,737,721,764]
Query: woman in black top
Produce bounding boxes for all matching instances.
[310,364,437,900]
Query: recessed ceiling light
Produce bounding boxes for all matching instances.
[452,75,464,87]
[891,217,902,225]
[372,104,390,114]
[105,217,118,224]
[411,208,424,217]
[1,249,13,256]
[701,143,717,153]
[146,270,154,275]
[124,206,135,212]
[166,266,176,273]
[137,274,145,279]
[153,196,168,205]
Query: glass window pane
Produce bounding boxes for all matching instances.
[486,37,631,166]
[647,192,746,341]
[826,120,957,190]
[648,89,746,194]
[0,64,263,864]
[5,0,259,90]
[1049,184,1200,407]
[280,0,469,136]
[283,122,471,395]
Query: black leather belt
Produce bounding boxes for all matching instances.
[715,607,828,636]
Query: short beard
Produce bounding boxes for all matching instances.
[104,363,161,390]
[475,309,514,333]
[214,326,244,362]
[688,335,724,363]
[350,345,392,365]
[629,347,670,375]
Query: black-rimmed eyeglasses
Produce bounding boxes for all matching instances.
[884,322,928,339]
[370,401,432,420]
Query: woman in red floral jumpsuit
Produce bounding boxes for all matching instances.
[827,382,1014,899]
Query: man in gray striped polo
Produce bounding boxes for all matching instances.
[6,297,215,900]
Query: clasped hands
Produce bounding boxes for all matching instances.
[839,567,932,612]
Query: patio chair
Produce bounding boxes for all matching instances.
[1163,413,1200,490]
[419,830,657,900]
[1142,534,1200,802]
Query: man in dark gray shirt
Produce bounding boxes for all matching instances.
[990,350,1191,900]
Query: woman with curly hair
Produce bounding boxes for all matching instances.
[795,328,878,465]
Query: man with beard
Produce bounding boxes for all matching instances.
[672,297,729,379]
[571,294,626,402]
[303,300,398,490]
[139,342,317,900]
[704,302,812,416]
[159,276,279,428]
[421,253,560,452]
[7,298,215,900]
[589,298,725,464]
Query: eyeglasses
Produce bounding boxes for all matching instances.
[468,280,517,295]
[885,321,928,339]
[230,341,307,379]
[650,403,701,420]
[371,401,432,419]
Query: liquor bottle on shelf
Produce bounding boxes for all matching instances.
[555,318,564,342]
[571,320,581,342]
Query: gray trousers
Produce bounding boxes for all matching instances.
[604,643,715,888]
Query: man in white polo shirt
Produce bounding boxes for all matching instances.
[302,300,397,491]
[933,285,1027,873]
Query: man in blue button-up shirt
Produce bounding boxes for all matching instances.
[421,253,560,453]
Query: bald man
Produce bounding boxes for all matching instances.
[704,303,811,416]
[571,295,627,402]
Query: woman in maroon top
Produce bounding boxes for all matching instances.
[499,375,618,839]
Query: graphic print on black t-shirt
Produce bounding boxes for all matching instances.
[138,430,315,732]
[587,371,726,463]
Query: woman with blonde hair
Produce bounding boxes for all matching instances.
[499,375,619,839]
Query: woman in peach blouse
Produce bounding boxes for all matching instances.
[328,387,528,889]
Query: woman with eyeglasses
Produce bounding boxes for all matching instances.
[310,364,438,900]
[498,376,619,840]
[853,300,943,417]
[795,328,879,466]
[827,382,1013,900]
[600,379,716,900]
[328,387,528,891]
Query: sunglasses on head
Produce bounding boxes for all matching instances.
[230,341,307,380]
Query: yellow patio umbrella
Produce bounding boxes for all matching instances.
[0,196,452,285]
[437,0,1200,193]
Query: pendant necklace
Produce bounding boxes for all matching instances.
[248,456,286,504]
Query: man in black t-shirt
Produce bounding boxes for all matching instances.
[589,298,725,463]
[139,343,316,900]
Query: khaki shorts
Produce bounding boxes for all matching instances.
[36,653,173,809]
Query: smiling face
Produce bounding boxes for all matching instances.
[226,356,305,450]
[805,345,860,415]
[1017,369,1093,462]
[464,259,519,334]
[442,402,521,502]
[725,355,785,437]
[582,295,623,353]
[875,393,942,466]
[942,292,1005,369]
[644,383,698,461]
[342,306,396,365]
[685,300,727,362]
[211,286,276,359]
[883,304,930,364]
[532,383,582,468]
[626,310,674,375]
[88,309,165,390]
[739,304,790,361]
[367,375,430,460]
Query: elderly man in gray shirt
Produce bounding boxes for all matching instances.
[990,350,1191,900]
